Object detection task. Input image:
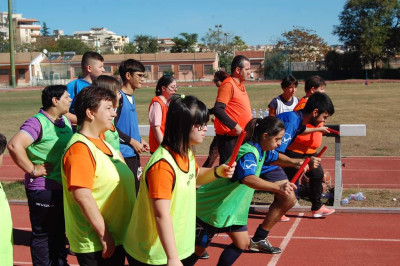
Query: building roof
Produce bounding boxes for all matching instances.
[235,50,265,60]
[45,52,218,64]
[0,52,42,65]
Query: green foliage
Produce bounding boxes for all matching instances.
[0,34,10,53]
[41,22,50,36]
[134,35,159,54]
[277,26,330,62]
[123,42,137,54]
[56,38,92,55]
[163,69,175,76]
[325,50,363,71]
[333,0,400,69]
[264,50,286,79]
[171,33,198,53]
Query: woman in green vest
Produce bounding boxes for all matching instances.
[124,94,235,266]
[61,86,135,265]
[8,85,73,265]
[192,116,300,265]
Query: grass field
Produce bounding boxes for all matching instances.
[1,82,399,156]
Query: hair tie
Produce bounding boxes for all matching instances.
[181,94,185,99]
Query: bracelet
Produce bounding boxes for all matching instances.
[30,165,36,177]
[214,166,224,179]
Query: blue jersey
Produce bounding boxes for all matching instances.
[261,111,305,174]
[66,79,91,114]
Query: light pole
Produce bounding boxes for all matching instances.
[215,25,222,68]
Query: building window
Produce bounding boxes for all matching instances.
[203,64,213,75]
[18,69,25,79]
[158,65,172,72]
[0,69,8,75]
[144,65,152,72]
[104,66,112,73]
[179,65,193,71]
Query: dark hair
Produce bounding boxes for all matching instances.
[93,75,121,96]
[0,133,6,155]
[74,86,117,126]
[81,51,104,70]
[231,55,250,74]
[281,75,298,89]
[303,92,334,116]
[119,59,145,82]
[41,85,67,110]
[155,75,175,96]
[162,94,209,156]
[305,75,326,92]
[213,71,229,83]
[244,117,285,144]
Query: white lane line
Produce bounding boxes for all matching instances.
[267,213,304,266]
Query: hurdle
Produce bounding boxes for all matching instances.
[139,124,367,207]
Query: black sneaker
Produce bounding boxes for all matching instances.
[199,251,210,259]
[248,239,281,254]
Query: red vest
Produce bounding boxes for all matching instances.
[148,96,168,153]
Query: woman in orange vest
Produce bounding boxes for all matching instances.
[148,75,177,153]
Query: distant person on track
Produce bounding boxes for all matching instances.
[0,133,13,266]
[268,75,299,117]
[8,85,73,265]
[191,116,303,265]
[61,86,135,265]
[249,92,334,254]
[213,55,252,165]
[148,75,177,154]
[123,94,235,266]
[202,71,229,168]
[65,51,105,128]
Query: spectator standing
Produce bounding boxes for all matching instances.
[268,75,299,117]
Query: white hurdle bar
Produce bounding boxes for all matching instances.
[139,124,366,207]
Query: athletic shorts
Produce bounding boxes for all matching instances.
[195,217,248,248]
[259,166,288,182]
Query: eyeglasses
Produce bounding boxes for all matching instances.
[195,124,207,131]
[166,85,178,91]
[134,73,145,79]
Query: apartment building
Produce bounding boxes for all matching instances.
[0,12,41,44]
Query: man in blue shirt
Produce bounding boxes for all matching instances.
[65,52,105,126]
[250,92,335,253]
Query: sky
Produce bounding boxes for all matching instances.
[3,0,348,46]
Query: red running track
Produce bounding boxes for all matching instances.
[2,155,400,189]
[10,204,400,266]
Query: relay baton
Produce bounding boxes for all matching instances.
[290,158,310,184]
[316,146,328,158]
[227,130,246,167]
[327,128,340,135]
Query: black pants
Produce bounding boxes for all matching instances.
[26,189,68,266]
[202,136,219,167]
[216,134,238,165]
[283,150,324,211]
[125,155,141,196]
[76,245,126,266]
[126,252,197,266]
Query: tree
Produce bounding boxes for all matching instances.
[123,42,137,54]
[41,22,50,36]
[264,49,287,80]
[277,26,330,62]
[333,0,400,70]
[325,50,363,71]
[171,33,198,53]
[0,33,10,53]
[56,38,92,55]
[134,35,159,53]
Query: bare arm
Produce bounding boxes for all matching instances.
[271,153,304,168]
[301,126,329,134]
[72,187,115,258]
[196,163,235,186]
[152,199,183,266]
[152,126,164,145]
[7,132,50,176]
[65,112,77,125]
[268,106,276,117]
[242,175,296,196]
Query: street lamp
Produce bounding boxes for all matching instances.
[215,25,222,52]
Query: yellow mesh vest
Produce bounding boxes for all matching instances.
[61,133,136,253]
[124,146,196,265]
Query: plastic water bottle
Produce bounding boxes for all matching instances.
[352,192,366,201]
[264,108,269,117]
[258,108,263,118]
[341,196,351,205]
[252,108,256,118]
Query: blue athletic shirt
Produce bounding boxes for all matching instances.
[66,79,91,114]
[260,111,305,175]
[234,142,279,182]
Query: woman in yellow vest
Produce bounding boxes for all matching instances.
[61,86,135,265]
[8,85,73,265]
[124,94,235,266]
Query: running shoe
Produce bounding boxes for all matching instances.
[199,251,209,259]
[249,239,282,254]
[280,215,290,222]
[312,205,335,218]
